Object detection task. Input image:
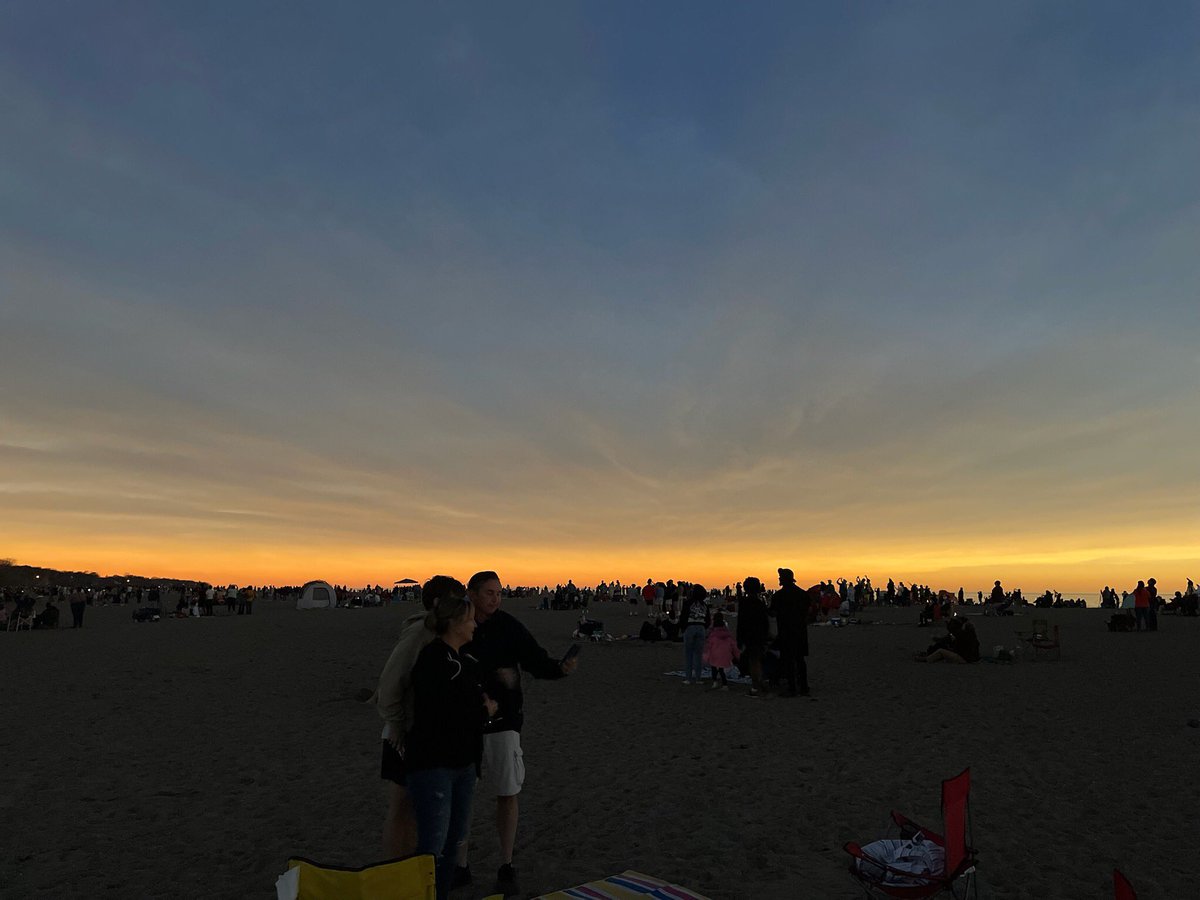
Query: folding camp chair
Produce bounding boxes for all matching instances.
[1016,619,1061,660]
[8,603,34,632]
[844,768,978,898]
[274,854,437,900]
[1113,869,1137,900]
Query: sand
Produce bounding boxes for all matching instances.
[2,600,1196,898]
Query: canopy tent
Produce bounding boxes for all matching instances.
[394,579,419,585]
[296,581,336,610]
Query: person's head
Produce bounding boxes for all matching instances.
[1148,577,1156,585]
[712,611,725,628]
[778,567,795,586]
[689,584,708,603]
[421,575,464,612]
[467,570,503,622]
[744,576,763,595]
[1137,580,1145,588]
[424,582,474,644]
[994,580,1001,586]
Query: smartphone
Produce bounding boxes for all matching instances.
[561,643,582,665]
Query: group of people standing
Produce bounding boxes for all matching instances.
[374,571,577,900]
[677,567,815,698]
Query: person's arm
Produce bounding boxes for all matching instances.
[516,622,569,679]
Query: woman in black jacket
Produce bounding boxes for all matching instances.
[405,585,497,899]
[737,576,770,696]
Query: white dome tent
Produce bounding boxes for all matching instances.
[296,580,336,610]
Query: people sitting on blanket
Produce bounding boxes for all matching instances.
[915,617,979,664]
[703,612,738,690]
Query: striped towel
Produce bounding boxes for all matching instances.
[536,870,712,900]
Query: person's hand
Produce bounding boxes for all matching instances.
[561,657,579,676]
[384,722,403,752]
[483,693,498,718]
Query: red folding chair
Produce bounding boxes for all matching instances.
[1113,869,1137,900]
[1016,619,1061,660]
[844,768,978,898]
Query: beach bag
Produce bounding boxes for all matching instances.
[853,836,945,886]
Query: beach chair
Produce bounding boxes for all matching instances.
[1113,869,1137,900]
[1016,619,1061,660]
[535,869,712,899]
[274,854,436,900]
[8,603,34,632]
[844,768,978,898]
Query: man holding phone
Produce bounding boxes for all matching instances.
[455,570,579,897]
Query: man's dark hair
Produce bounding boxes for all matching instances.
[467,570,500,592]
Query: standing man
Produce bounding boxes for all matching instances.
[1146,577,1159,631]
[456,570,578,897]
[769,568,812,697]
[69,588,87,629]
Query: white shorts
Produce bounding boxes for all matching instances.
[480,730,525,797]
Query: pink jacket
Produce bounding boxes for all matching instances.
[703,626,738,668]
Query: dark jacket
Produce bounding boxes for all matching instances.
[953,625,981,663]
[736,594,770,646]
[769,583,811,636]
[404,639,486,772]
[464,609,563,735]
[770,584,812,656]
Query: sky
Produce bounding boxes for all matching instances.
[2,2,1199,592]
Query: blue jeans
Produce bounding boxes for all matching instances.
[406,765,476,900]
[684,624,706,681]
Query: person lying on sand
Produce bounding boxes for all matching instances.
[914,617,979,664]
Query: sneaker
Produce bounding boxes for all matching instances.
[748,688,760,697]
[450,865,472,888]
[495,863,520,897]
[682,679,692,685]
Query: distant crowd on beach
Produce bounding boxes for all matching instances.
[0,578,419,630]
[508,574,1199,617]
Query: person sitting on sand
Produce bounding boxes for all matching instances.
[704,612,738,690]
[33,598,60,630]
[915,617,979,664]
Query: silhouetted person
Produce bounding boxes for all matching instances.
[769,568,811,697]
[1133,580,1150,631]
[736,576,770,696]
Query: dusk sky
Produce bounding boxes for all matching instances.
[3,2,1198,591]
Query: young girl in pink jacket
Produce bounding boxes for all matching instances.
[703,612,738,690]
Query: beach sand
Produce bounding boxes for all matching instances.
[2,600,1196,898]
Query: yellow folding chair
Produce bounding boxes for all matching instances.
[275,854,436,900]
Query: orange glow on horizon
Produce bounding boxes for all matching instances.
[6,533,1198,594]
